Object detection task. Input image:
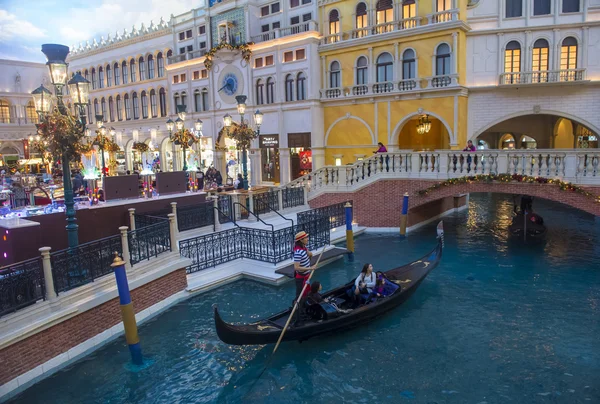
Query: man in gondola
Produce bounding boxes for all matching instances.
[293,231,315,300]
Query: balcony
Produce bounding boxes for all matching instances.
[319,11,457,46]
[320,75,460,100]
[167,49,207,65]
[499,69,587,86]
[250,21,318,44]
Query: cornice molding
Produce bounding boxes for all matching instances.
[466,20,600,36]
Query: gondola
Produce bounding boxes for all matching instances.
[508,212,547,238]
[213,222,444,345]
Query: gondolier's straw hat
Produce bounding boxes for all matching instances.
[295,231,309,242]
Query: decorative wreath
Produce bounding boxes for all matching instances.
[204,42,253,71]
[132,142,150,153]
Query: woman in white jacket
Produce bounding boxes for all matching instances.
[354,263,377,295]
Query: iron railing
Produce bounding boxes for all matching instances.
[135,212,169,229]
[177,202,213,232]
[218,194,233,224]
[51,235,123,294]
[297,202,349,230]
[128,220,171,264]
[180,216,330,273]
[253,190,279,216]
[0,257,45,317]
[282,187,305,209]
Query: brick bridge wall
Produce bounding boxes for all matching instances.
[309,180,600,228]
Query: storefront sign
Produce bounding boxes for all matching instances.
[259,135,279,148]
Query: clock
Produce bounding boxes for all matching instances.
[221,73,238,96]
[218,65,244,105]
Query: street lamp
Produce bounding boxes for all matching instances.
[222,95,262,190]
[166,105,196,172]
[33,44,90,248]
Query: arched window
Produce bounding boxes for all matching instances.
[561,37,578,81]
[108,97,115,121]
[159,88,167,117]
[87,103,93,124]
[201,89,209,111]
[122,61,128,84]
[329,61,341,87]
[297,72,306,101]
[139,56,146,81]
[132,92,139,119]
[116,95,122,121]
[356,56,368,85]
[266,78,275,104]
[376,0,393,29]
[402,0,416,18]
[181,91,187,108]
[84,69,89,82]
[101,97,107,118]
[174,93,180,108]
[124,93,131,120]
[93,98,99,116]
[376,53,393,82]
[329,10,340,35]
[532,39,549,83]
[98,66,105,88]
[148,55,155,79]
[26,101,37,123]
[256,79,264,105]
[130,58,137,82]
[194,89,202,112]
[0,100,10,123]
[356,3,367,32]
[285,75,294,102]
[141,91,148,119]
[91,68,97,89]
[150,89,157,117]
[436,43,451,75]
[106,65,112,87]
[402,49,416,79]
[114,63,120,86]
[157,52,165,77]
[166,49,173,58]
[504,41,521,73]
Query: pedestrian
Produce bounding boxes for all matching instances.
[293,231,315,300]
[373,142,387,153]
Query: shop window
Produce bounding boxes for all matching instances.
[259,135,280,183]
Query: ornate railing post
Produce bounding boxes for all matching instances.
[212,196,222,231]
[496,153,509,174]
[39,247,57,301]
[128,208,136,231]
[170,202,178,233]
[231,193,241,221]
[119,226,132,271]
[248,192,256,222]
[168,213,179,253]
[277,188,283,211]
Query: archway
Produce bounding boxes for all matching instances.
[391,111,454,149]
[325,115,374,165]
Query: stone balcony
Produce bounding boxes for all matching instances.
[250,21,318,44]
[499,69,587,86]
[167,49,208,65]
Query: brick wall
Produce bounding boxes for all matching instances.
[309,179,600,227]
[0,268,187,386]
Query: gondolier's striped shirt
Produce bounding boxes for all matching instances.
[293,246,311,275]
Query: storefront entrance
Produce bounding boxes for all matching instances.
[259,134,280,184]
[288,133,311,180]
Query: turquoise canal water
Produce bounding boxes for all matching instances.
[10,194,600,404]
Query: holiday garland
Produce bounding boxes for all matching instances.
[417,173,600,203]
[170,128,198,147]
[36,108,87,162]
[203,42,253,71]
[132,142,150,153]
[220,122,258,150]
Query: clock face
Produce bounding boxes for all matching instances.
[222,73,238,96]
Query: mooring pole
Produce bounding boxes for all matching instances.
[345,202,354,261]
[400,192,409,237]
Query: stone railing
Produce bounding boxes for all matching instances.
[283,150,600,198]
[499,69,587,85]
[427,9,459,24]
[251,21,318,44]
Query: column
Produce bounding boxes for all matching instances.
[168,213,179,253]
[312,147,326,169]
[524,31,531,72]
[212,196,222,231]
[128,208,136,231]
[582,27,589,71]
[497,33,504,76]
[214,150,226,177]
[170,202,178,235]
[248,148,261,186]
[394,42,400,81]
[279,147,291,184]
[39,247,57,301]
[452,32,458,76]
[553,29,561,70]
[119,226,132,272]
[172,142,178,171]
[321,56,326,91]
[368,47,375,85]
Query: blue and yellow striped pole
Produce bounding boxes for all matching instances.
[111,252,143,366]
[345,202,354,261]
[400,192,409,237]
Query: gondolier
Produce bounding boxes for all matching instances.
[293,231,315,299]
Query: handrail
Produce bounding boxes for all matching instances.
[232,202,274,232]
[213,206,240,229]
[253,197,294,228]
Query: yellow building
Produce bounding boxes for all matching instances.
[318,0,470,165]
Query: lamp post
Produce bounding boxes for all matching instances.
[195,119,203,170]
[222,95,262,190]
[33,44,90,248]
[166,105,196,172]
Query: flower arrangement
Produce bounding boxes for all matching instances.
[132,142,150,153]
[416,173,600,203]
[221,122,258,150]
[204,42,253,71]
[170,129,198,147]
[35,108,86,162]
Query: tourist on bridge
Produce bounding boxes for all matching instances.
[373,142,387,153]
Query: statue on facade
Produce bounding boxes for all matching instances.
[14,73,21,93]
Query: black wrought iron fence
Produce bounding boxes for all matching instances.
[0,257,45,317]
[177,202,213,231]
[128,220,171,264]
[135,212,169,229]
[218,194,233,224]
[51,235,123,294]
[282,187,305,209]
[297,201,349,229]
[181,216,330,273]
[253,190,280,216]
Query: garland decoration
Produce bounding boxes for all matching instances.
[220,122,258,150]
[203,42,253,71]
[170,128,198,147]
[132,142,150,153]
[416,173,600,203]
[35,108,86,162]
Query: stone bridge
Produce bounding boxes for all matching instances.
[284,150,600,228]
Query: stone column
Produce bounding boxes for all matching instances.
[214,150,226,177]
[170,202,178,234]
[277,188,284,211]
[119,226,132,272]
[39,247,57,301]
[312,147,326,170]
[172,142,178,171]
[128,208,136,231]
[212,196,222,231]
[249,148,261,187]
[279,147,291,184]
[248,192,256,222]
[168,213,179,253]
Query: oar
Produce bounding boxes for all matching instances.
[244,242,328,397]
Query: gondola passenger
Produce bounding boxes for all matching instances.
[307,281,324,304]
[293,231,315,300]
